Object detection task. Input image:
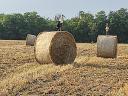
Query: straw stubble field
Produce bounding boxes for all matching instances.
[0,40,128,95]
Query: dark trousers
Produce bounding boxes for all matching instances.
[56,22,62,31]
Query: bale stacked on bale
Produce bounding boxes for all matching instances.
[26,34,36,46]
[34,31,77,64]
[97,35,117,58]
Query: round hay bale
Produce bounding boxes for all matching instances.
[26,34,36,46]
[35,31,77,64]
[97,35,117,58]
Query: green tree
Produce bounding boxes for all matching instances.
[109,8,128,42]
[23,12,48,36]
[64,11,95,42]
[95,11,106,36]
[1,14,27,39]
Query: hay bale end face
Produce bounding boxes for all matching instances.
[26,34,36,46]
[35,31,77,64]
[97,35,117,58]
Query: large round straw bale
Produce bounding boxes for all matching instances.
[35,31,77,64]
[97,35,117,58]
[26,34,36,46]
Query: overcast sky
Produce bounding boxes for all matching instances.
[0,0,127,18]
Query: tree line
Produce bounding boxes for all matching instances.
[0,8,128,43]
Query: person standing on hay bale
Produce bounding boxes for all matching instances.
[55,14,65,31]
[105,16,110,35]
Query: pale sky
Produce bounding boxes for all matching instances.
[0,0,127,19]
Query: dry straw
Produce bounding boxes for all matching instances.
[97,35,117,58]
[34,31,77,64]
[26,34,36,46]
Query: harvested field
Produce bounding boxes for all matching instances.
[0,40,128,95]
